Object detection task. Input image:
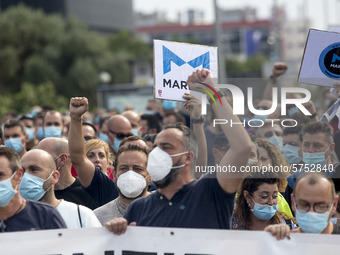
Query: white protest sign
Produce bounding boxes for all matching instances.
[298,29,340,87]
[154,39,218,101]
[1,226,340,255]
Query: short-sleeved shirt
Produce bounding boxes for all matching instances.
[55,178,97,210]
[85,167,119,208]
[3,200,67,232]
[124,177,235,229]
[57,200,101,228]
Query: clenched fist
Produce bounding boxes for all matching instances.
[272,62,288,78]
[69,97,89,119]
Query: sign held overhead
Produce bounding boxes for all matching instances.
[154,40,218,101]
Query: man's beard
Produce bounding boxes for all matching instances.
[153,165,182,189]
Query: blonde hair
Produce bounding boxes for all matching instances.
[85,139,112,165]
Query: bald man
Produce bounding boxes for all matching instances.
[122,110,140,136]
[107,115,133,156]
[20,149,101,228]
[37,138,97,209]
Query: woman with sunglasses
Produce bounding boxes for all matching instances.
[232,170,296,231]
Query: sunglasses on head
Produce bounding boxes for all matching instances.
[109,130,133,140]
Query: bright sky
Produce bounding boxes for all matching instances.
[134,0,340,30]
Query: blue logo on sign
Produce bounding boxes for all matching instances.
[319,42,340,79]
[163,46,210,74]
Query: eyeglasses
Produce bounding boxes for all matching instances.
[264,131,282,138]
[251,192,279,203]
[295,201,333,213]
[109,130,133,140]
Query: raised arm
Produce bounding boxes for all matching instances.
[183,92,207,179]
[187,69,252,193]
[68,97,96,188]
[263,62,288,100]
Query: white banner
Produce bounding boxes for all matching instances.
[153,39,218,101]
[1,226,340,255]
[298,29,340,87]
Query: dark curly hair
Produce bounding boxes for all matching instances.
[232,169,296,230]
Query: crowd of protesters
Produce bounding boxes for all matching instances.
[0,64,340,241]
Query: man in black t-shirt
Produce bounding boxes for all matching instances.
[0,146,66,232]
[37,138,97,209]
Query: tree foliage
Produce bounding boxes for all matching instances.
[0,5,152,115]
[0,82,68,116]
[225,54,268,78]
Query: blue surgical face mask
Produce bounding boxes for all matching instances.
[19,172,53,201]
[162,100,177,111]
[250,198,278,220]
[288,106,299,116]
[37,127,44,140]
[295,203,332,233]
[112,138,122,153]
[330,218,339,225]
[98,133,109,143]
[144,110,155,115]
[303,146,330,167]
[0,172,17,207]
[44,126,62,138]
[250,114,268,126]
[131,128,139,136]
[267,135,283,151]
[283,144,301,164]
[248,158,258,164]
[4,138,24,153]
[26,128,35,142]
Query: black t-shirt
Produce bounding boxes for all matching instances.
[3,200,67,232]
[332,223,340,234]
[55,178,97,210]
[85,167,119,208]
[125,176,235,229]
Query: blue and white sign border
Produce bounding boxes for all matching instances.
[319,42,340,79]
[153,39,218,101]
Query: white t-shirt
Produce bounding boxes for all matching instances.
[57,200,101,228]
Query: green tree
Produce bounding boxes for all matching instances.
[0,5,153,115]
[0,82,68,116]
[225,54,268,78]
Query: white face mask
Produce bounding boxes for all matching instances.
[117,170,147,198]
[147,147,187,182]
